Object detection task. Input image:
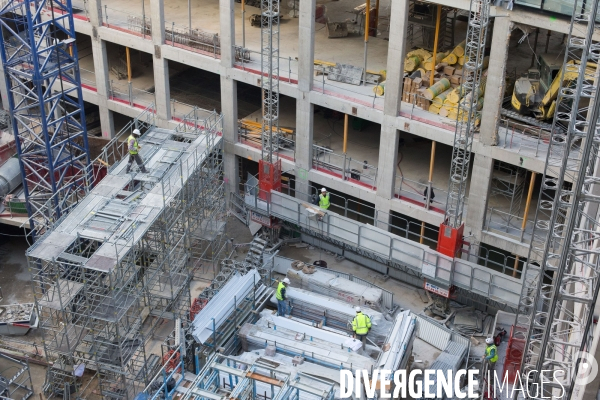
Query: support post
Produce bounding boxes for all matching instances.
[343,114,348,153]
[150,0,170,125]
[420,141,436,243]
[126,47,132,82]
[242,0,246,49]
[362,0,370,86]
[429,5,442,87]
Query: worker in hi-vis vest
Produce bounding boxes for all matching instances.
[483,337,498,370]
[352,306,372,352]
[126,129,148,174]
[319,188,330,210]
[276,278,290,317]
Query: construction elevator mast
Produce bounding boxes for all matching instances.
[512,0,600,397]
[438,0,490,257]
[258,0,282,199]
[0,0,91,238]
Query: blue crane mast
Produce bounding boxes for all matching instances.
[0,0,91,239]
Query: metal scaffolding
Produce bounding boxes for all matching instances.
[512,0,600,397]
[26,106,225,399]
[444,0,490,228]
[0,0,92,239]
[490,161,526,225]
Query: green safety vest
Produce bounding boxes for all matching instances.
[319,193,330,210]
[486,344,498,363]
[276,282,286,301]
[352,312,372,335]
[128,135,139,155]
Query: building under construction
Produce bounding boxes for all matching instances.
[2,0,600,399]
[24,108,226,398]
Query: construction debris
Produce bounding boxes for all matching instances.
[313,60,384,85]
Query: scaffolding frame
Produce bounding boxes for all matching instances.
[489,161,526,226]
[260,0,280,162]
[27,106,226,400]
[0,352,33,400]
[512,0,600,397]
[143,354,336,400]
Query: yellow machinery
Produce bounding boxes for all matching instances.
[511,54,597,120]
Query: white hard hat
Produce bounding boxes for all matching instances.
[485,337,494,345]
[355,306,361,313]
[321,188,327,192]
[133,129,141,135]
[283,278,290,284]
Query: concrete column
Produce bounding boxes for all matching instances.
[480,17,512,146]
[295,0,316,199]
[295,96,313,200]
[383,0,409,116]
[375,0,407,202]
[149,0,170,124]
[219,0,235,68]
[464,153,494,241]
[297,0,315,92]
[221,75,239,198]
[86,0,102,28]
[0,65,9,111]
[376,116,400,200]
[90,29,115,138]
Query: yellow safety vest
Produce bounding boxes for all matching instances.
[319,193,330,210]
[352,312,372,335]
[276,282,286,301]
[486,344,498,363]
[128,135,139,155]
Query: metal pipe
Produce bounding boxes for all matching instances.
[343,114,349,153]
[513,172,536,277]
[362,0,370,86]
[242,0,246,49]
[545,29,551,53]
[126,47,132,82]
[429,5,442,87]
[420,141,436,243]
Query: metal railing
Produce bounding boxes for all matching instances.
[102,6,151,38]
[79,68,96,88]
[312,144,378,190]
[394,174,452,213]
[164,21,221,59]
[109,80,156,108]
[497,118,551,158]
[235,48,297,82]
[313,69,384,110]
[483,207,534,243]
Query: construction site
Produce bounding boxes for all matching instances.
[0,0,599,399]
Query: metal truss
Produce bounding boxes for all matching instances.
[513,0,600,397]
[0,0,92,239]
[444,0,490,227]
[260,0,280,162]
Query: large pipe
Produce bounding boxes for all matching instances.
[0,158,22,197]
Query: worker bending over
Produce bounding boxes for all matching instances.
[483,337,498,370]
[319,188,330,210]
[352,306,372,352]
[276,278,290,317]
[126,129,148,174]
